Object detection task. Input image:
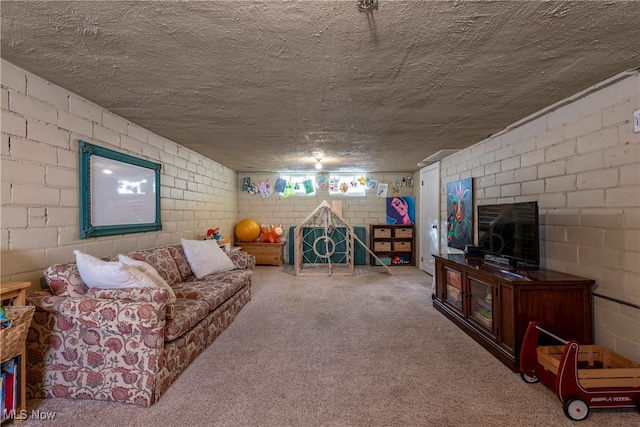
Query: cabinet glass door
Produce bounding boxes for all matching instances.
[469,277,494,332]
[444,268,463,310]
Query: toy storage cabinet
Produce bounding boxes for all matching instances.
[369,224,415,266]
[432,254,594,372]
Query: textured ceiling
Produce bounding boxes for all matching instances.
[2,1,640,173]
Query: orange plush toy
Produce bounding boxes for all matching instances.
[259,224,284,243]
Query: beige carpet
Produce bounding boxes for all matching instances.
[20,266,639,426]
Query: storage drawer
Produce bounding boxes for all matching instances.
[394,227,413,238]
[373,227,391,238]
[393,241,412,251]
[374,241,391,251]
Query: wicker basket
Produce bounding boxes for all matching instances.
[0,305,35,362]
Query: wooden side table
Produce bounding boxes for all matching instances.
[238,241,285,266]
[1,281,31,424]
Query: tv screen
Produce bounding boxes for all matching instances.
[477,201,539,268]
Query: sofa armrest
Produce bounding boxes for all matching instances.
[27,292,166,335]
[26,293,166,406]
[87,287,170,304]
[227,250,256,269]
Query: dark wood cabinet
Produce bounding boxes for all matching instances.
[432,254,594,372]
[369,224,415,266]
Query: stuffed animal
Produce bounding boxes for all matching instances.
[259,224,284,243]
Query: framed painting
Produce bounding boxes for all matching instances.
[386,196,415,225]
[446,178,473,249]
[79,140,162,238]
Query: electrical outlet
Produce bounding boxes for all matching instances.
[634,109,640,133]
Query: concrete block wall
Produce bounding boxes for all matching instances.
[440,71,640,361]
[237,173,417,262]
[1,60,238,291]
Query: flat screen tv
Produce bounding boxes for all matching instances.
[477,201,540,269]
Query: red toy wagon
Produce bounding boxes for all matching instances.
[520,321,640,421]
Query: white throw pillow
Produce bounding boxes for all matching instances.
[74,250,156,289]
[180,238,236,279]
[118,255,177,304]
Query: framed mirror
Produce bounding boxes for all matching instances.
[79,140,162,238]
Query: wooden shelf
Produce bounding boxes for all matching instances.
[1,281,31,424]
[369,224,415,266]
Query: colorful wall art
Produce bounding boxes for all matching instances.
[446,178,473,250]
[386,196,415,225]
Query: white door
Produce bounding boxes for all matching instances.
[420,163,440,277]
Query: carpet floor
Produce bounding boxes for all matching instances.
[19,265,639,426]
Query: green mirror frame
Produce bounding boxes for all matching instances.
[79,140,162,238]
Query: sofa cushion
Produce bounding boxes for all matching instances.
[180,239,236,279]
[74,250,157,289]
[164,298,210,341]
[118,255,177,303]
[124,247,183,286]
[167,244,193,282]
[171,269,252,312]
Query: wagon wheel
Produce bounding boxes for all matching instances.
[519,371,539,384]
[563,397,589,421]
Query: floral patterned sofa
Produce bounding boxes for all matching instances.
[25,243,255,407]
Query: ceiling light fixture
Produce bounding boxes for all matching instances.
[357,0,378,12]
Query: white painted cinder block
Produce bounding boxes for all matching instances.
[566,152,604,174]
[1,88,8,110]
[1,206,28,228]
[69,95,102,123]
[102,111,129,134]
[1,61,27,92]
[27,119,70,147]
[58,111,92,135]
[577,169,618,190]
[46,167,77,188]
[11,183,60,206]
[567,189,605,208]
[27,76,69,109]
[605,187,640,208]
[1,110,27,137]
[11,137,57,165]
[565,112,603,139]
[10,228,58,251]
[10,91,57,124]
[1,159,45,185]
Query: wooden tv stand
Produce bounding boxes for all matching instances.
[432,254,594,372]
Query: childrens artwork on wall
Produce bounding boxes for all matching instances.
[274,177,287,193]
[386,196,415,225]
[282,182,295,197]
[259,179,274,198]
[242,177,251,192]
[303,178,314,194]
[329,176,340,192]
[446,177,473,250]
[391,181,403,195]
[366,177,378,190]
[316,174,328,189]
[377,183,389,197]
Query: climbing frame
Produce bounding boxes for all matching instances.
[293,200,391,276]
